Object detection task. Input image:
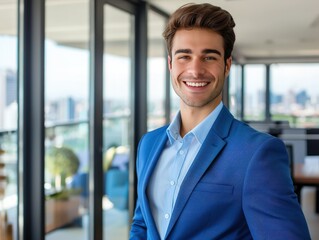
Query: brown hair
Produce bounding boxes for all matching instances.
[163,3,236,61]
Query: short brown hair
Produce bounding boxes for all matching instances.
[163,3,236,61]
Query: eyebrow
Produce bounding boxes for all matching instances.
[202,49,222,56]
[174,48,222,56]
[174,49,192,55]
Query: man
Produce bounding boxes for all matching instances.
[130,3,310,240]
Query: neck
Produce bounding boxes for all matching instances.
[179,100,221,137]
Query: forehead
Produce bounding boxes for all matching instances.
[172,28,224,54]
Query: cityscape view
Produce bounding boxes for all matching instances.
[2,64,319,131]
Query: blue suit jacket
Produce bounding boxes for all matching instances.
[130,107,310,240]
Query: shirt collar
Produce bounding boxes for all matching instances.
[167,112,181,144]
[167,102,224,145]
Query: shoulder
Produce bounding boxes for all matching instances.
[217,106,277,144]
[137,125,168,154]
[140,125,168,143]
[136,125,168,172]
[232,118,284,147]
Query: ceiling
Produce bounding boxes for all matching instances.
[148,0,319,63]
[1,0,319,64]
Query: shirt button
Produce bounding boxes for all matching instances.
[164,213,170,219]
[170,180,175,186]
[179,150,184,155]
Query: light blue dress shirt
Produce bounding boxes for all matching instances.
[147,102,223,239]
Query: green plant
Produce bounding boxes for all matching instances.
[45,188,81,200]
[45,146,80,190]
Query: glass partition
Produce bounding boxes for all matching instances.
[0,0,18,239]
[244,64,266,121]
[229,64,242,119]
[147,10,167,130]
[102,4,134,240]
[45,0,90,238]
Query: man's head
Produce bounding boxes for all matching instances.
[163,3,236,62]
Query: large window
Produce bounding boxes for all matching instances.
[170,84,180,120]
[0,0,18,239]
[244,64,266,121]
[230,63,319,129]
[102,5,134,239]
[147,10,167,130]
[45,0,90,238]
[270,63,319,128]
[229,64,242,119]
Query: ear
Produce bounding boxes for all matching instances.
[168,56,172,71]
[225,57,232,77]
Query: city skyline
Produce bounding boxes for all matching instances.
[1,35,319,130]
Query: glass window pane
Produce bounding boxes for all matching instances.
[103,5,133,240]
[229,64,242,119]
[0,0,18,239]
[147,10,166,131]
[270,63,319,128]
[45,0,90,238]
[170,84,180,121]
[244,64,266,121]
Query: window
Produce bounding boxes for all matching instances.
[45,0,90,237]
[147,10,167,130]
[102,5,134,239]
[0,0,18,239]
[244,64,266,121]
[229,64,242,119]
[270,63,319,128]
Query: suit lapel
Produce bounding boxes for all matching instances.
[165,106,234,238]
[140,128,168,239]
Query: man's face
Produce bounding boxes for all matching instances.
[168,28,232,110]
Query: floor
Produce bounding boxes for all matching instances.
[46,187,319,240]
[46,208,129,240]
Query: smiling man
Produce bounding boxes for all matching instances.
[130,3,310,240]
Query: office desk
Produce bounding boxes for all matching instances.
[294,156,319,185]
[293,156,319,212]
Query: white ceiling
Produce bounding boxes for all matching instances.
[1,0,319,63]
[148,0,319,63]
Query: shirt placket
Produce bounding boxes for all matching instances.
[170,136,191,211]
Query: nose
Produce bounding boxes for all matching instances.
[188,58,205,78]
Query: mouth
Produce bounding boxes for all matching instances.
[184,81,209,87]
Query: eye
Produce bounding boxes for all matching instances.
[178,55,190,60]
[204,56,217,61]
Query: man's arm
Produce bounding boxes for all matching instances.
[243,137,311,239]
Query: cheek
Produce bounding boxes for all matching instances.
[170,65,182,80]
[211,65,227,78]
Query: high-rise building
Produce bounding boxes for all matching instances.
[0,69,5,129]
[5,70,17,106]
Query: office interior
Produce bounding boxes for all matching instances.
[1,0,319,239]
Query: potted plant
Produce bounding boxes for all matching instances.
[45,146,82,232]
[45,146,80,193]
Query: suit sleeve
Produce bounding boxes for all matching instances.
[242,137,311,240]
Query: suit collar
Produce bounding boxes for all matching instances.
[212,106,234,139]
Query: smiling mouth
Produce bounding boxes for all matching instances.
[185,82,209,87]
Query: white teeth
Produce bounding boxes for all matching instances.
[186,82,208,87]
